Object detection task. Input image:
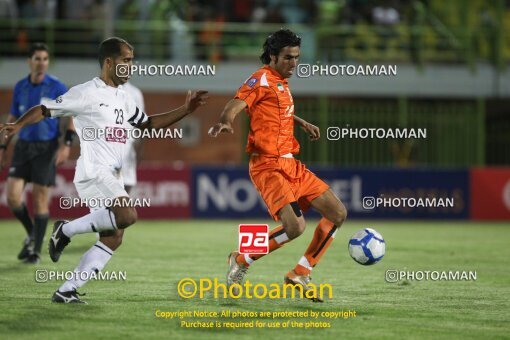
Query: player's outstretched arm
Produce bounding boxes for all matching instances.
[0,114,17,146]
[139,90,208,130]
[208,99,247,137]
[294,115,320,141]
[0,114,17,170]
[0,105,48,139]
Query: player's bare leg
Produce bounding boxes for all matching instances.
[279,203,306,239]
[52,228,125,303]
[49,197,136,263]
[99,229,124,252]
[227,203,305,293]
[284,190,346,302]
[110,202,138,229]
[285,189,347,301]
[6,177,35,261]
[6,177,25,213]
[52,200,135,303]
[303,190,347,271]
[310,189,348,227]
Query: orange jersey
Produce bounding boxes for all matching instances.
[235,65,299,156]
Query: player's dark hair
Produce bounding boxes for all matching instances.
[98,37,133,68]
[28,42,49,58]
[259,29,301,64]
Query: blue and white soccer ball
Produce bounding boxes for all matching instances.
[348,228,385,265]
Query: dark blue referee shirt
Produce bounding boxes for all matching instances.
[10,74,67,142]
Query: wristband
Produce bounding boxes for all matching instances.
[64,129,75,146]
[0,145,6,150]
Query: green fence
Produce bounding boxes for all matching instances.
[486,106,510,165]
[1,7,508,69]
[273,97,487,167]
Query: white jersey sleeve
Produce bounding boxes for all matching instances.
[125,95,148,127]
[41,85,86,117]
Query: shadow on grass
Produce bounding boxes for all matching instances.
[4,301,102,334]
[0,262,40,275]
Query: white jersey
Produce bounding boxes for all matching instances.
[121,82,145,186]
[123,82,145,113]
[41,77,148,183]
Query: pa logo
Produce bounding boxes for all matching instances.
[238,224,269,254]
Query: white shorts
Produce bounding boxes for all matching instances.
[74,169,128,211]
[122,145,137,187]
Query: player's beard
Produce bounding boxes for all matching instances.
[118,76,129,85]
[113,72,129,87]
[277,63,294,79]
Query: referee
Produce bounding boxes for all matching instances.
[0,43,74,264]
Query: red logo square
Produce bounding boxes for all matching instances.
[105,127,127,144]
[238,224,269,254]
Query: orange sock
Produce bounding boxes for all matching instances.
[294,218,338,276]
[237,225,289,266]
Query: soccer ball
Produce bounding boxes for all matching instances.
[348,228,385,265]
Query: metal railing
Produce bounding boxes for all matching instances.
[287,97,486,167]
[1,18,508,69]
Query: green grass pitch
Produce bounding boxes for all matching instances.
[0,220,508,339]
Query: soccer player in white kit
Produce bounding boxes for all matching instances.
[0,37,208,303]
[121,81,145,193]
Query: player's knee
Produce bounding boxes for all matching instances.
[7,188,25,210]
[101,234,123,251]
[110,232,123,250]
[99,229,124,250]
[114,207,137,229]
[332,203,348,227]
[7,194,22,209]
[285,217,306,240]
[123,207,137,227]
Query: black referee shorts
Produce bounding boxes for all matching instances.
[8,139,59,186]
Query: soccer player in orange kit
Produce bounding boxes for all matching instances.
[209,29,347,302]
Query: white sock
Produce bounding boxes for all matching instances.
[244,253,255,265]
[274,231,289,244]
[59,241,113,292]
[62,208,117,238]
[298,256,313,271]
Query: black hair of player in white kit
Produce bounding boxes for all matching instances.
[259,29,301,65]
[98,37,134,68]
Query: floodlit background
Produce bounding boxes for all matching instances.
[0,1,509,339]
[1,0,509,220]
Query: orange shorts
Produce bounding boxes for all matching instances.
[249,154,329,221]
